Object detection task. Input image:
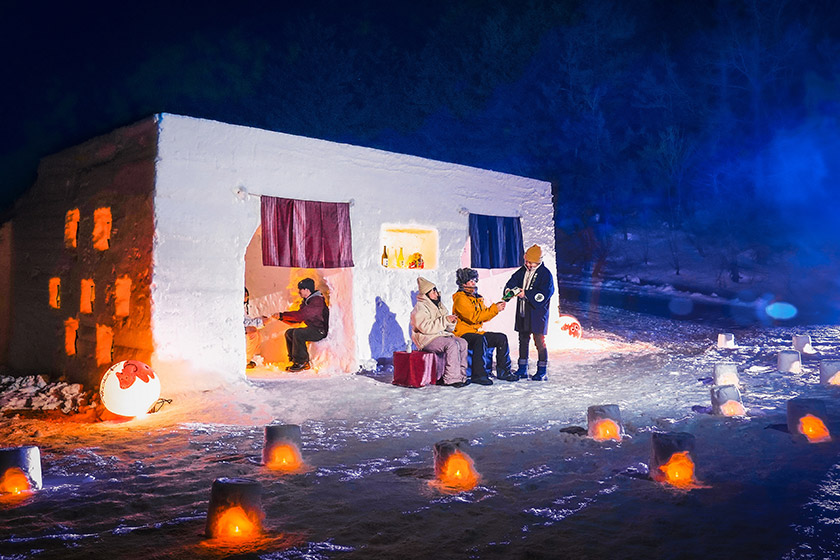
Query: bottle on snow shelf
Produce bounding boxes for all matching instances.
[396,247,405,268]
[381,245,389,268]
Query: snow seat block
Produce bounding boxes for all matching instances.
[392,351,441,388]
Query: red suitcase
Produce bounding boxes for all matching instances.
[392,351,441,387]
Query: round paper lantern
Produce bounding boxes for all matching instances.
[558,315,582,339]
[99,360,161,417]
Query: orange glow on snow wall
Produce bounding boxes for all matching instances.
[114,275,131,317]
[80,279,95,314]
[92,207,112,251]
[64,319,79,356]
[96,324,114,366]
[64,209,80,249]
[49,278,61,309]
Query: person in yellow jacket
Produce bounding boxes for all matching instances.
[452,268,518,383]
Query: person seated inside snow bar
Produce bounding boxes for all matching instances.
[273,278,329,372]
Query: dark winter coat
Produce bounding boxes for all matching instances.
[281,291,329,335]
[503,263,554,334]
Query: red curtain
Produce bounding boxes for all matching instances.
[261,196,354,268]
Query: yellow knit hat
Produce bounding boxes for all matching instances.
[417,276,436,295]
[524,244,542,262]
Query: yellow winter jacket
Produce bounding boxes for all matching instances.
[452,290,500,336]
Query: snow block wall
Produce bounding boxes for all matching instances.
[4,113,554,390]
[7,119,158,386]
[152,114,555,387]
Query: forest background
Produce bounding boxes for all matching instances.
[2,0,839,319]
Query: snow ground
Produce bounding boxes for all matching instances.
[2,300,840,559]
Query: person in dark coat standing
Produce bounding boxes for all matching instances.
[273,278,329,372]
[504,244,554,380]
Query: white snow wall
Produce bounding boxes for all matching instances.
[151,114,555,388]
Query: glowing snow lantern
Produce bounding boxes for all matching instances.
[777,350,801,374]
[787,398,831,444]
[558,315,582,339]
[0,446,42,494]
[99,360,161,417]
[819,360,840,386]
[713,362,739,387]
[711,385,746,417]
[263,424,304,472]
[650,432,698,489]
[546,315,582,350]
[205,478,264,539]
[717,333,735,349]
[433,438,479,492]
[587,405,623,442]
[798,415,831,444]
[0,468,30,495]
[792,334,816,354]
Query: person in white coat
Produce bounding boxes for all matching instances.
[410,277,470,387]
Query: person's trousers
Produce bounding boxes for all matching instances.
[460,331,511,379]
[422,336,468,384]
[518,331,547,362]
[246,330,262,362]
[285,326,326,364]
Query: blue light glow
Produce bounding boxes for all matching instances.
[765,302,798,320]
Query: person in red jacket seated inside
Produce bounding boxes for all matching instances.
[273,278,329,372]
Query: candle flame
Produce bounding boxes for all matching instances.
[591,418,621,441]
[719,400,746,417]
[798,414,831,443]
[438,450,479,491]
[0,468,31,495]
[266,443,303,471]
[214,506,259,539]
[658,451,696,488]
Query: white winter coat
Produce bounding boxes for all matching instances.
[410,293,456,350]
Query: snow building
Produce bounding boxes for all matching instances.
[0,114,556,389]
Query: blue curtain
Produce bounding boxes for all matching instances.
[469,213,524,269]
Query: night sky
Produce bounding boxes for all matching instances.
[3,0,840,259]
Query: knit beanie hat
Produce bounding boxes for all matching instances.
[524,244,542,262]
[417,277,436,295]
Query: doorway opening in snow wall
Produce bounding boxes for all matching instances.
[243,226,356,376]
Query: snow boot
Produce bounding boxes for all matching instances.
[531,361,548,381]
[497,368,519,382]
[514,359,528,379]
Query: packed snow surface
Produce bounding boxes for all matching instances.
[1,301,839,559]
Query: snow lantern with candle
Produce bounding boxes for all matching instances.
[787,398,831,444]
[205,478,264,539]
[433,438,479,492]
[263,424,304,472]
[99,360,161,417]
[713,362,739,387]
[711,385,746,417]
[819,360,840,386]
[0,446,42,496]
[650,432,698,489]
[587,405,623,442]
[777,350,801,374]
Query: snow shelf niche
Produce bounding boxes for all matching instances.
[380,225,438,270]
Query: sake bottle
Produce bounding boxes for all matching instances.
[381,245,389,268]
[397,247,405,268]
